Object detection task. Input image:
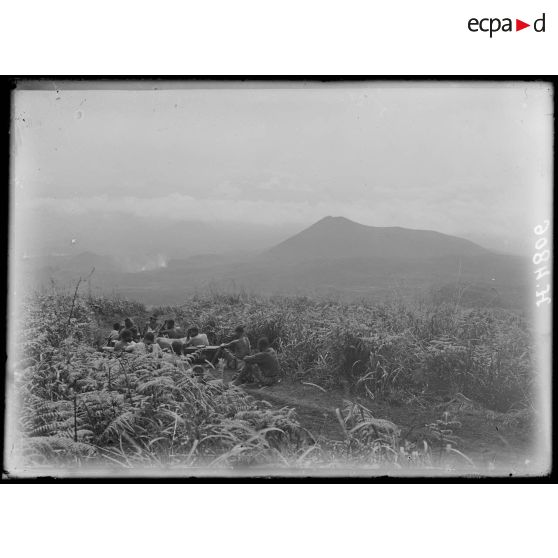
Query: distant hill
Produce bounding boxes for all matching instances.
[262,216,490,262]
[20,252,119,274]
[19,208,295,261]
[17,217,529,310]
[60,251,120,272]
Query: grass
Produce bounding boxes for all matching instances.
[146,291,533,412]
[7,286,536,475]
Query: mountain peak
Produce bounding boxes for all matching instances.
[309,215,365,232]
[317,215,355,225]
[263,216,489,262]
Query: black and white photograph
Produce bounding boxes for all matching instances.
[4,79,553,478]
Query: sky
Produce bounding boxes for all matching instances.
[12,81,553,256]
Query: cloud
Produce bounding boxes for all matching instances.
[21,190,512,237]
[211,181,242,199]
[25,193,354,226]
[13,84,550,257]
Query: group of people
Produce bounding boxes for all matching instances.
[102,317,280,387]
[106,317,203,344]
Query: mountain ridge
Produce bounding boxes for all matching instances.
[18,216,528,309]
[261,216,491,262]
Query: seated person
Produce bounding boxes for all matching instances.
[171,339,184,355]
[158,319,184,339]
[113,329,136,353]
[185,326,209,347]
[232,337,280,387]
[157,336,181,352]
[134,332,163,357]
[164,340,193,372]
[220,325,251,368]
[144,315,159,335]
[106,323,121,347]
[123,318,140,342]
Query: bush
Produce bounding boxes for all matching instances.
[13,291,308,470]
[149,294,533,412]
[9,288,534,473]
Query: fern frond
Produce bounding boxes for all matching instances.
[102,410,138,440]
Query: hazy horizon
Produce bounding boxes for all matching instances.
[12,81,553,260]
[16,213,531,262]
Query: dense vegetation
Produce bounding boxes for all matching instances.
[154,291,533,412]
[8,285,535,475]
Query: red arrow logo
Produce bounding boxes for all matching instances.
[516,19,530,31]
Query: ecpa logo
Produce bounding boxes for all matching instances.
[468,12,546,37]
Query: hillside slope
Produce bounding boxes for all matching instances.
[262,216,490,262]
